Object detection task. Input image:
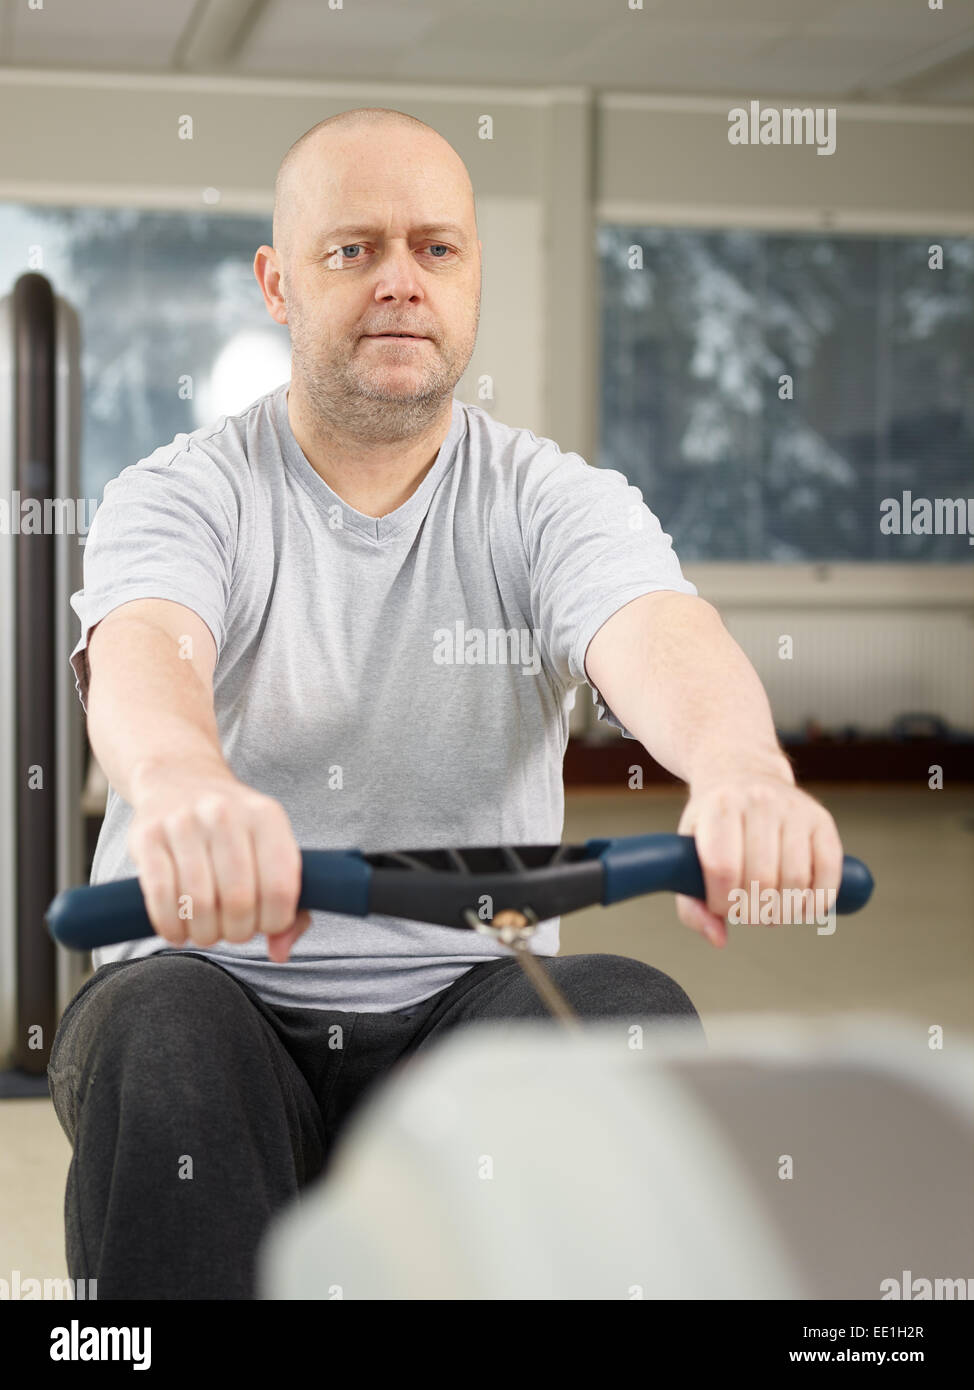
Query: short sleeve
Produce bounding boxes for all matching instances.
[521,450,697,740]
[68,445,239,714]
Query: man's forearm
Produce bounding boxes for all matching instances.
[87,613,231,807]
[583,591,793,786]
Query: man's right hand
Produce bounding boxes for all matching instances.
[126,759,310,963]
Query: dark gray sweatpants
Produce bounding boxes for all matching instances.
[47,949,704,1300]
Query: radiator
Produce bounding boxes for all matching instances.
[721,611,974,737]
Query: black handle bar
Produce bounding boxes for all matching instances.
[46,834,874,951]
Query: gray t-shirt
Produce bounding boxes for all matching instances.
[69,382,696,1012]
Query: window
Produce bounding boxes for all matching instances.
[598,226,974,562]
[0,204,290,503]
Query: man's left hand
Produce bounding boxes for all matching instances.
[674,759,844,947]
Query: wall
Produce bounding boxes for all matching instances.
[2,71,971,737]
[594,93,974,738]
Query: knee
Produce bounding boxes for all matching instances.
[549,953,703,1029]
[69,952,259,1077]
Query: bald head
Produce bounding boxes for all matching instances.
[257,106,482,441]
[272,107,477,277]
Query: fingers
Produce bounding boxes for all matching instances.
[677,781,845,945]
[675,893,727,947]
[812,814,844,907]
[161,809,220,947]
[688,799,744,920]
[675,801,742,944]
[266,911,312,965]
[135,829,185,945]
[252,807,303,942]
[741,799,783,924]
[779,816,814,919]
[197,796,259,945]
[128,781,306,961]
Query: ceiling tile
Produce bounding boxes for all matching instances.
[808,0,974,41]
[8,0,197,66]
[242,0,441,50]
[756,33,944,90]
[0,0,968,108]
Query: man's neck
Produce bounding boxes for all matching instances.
[286,387,453,519]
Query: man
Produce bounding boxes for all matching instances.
[48,107,843,1300]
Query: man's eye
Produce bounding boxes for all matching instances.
[328,243,455,264]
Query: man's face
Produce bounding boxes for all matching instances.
[267,127,481,435]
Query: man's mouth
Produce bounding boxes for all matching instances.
[364,332,428,339]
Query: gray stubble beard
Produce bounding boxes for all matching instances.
[288,292,480,445]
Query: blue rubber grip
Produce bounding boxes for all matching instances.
[46,850,373,951]
[589,833,874,915]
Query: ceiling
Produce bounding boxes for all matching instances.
[0,0,972,105]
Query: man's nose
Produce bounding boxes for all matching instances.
[372,242,424,301]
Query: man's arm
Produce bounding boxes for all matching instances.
[583,590,843,947]
[85,598,309,961]
[87,598,226,805]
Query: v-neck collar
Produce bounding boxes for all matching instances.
[274,382,465,543]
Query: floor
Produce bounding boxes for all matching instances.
[2,784,972,1284]
[561,785,974,1042]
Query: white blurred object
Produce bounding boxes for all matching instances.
[258,1012,974,1300]
[193,329,291,425]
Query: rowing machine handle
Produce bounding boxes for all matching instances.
[45,849,372,951]
[590,833,873,914]
[45,834,873,951]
